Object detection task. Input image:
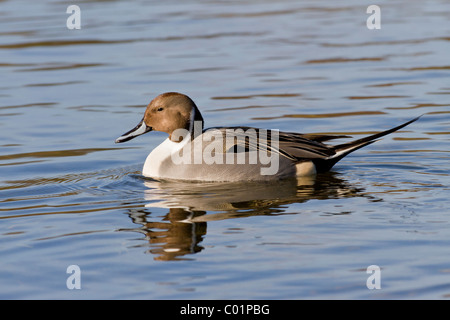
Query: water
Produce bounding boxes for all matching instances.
[0,0,449,299]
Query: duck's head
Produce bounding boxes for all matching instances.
[115,92,204,143]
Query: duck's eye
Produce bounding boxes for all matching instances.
[157,107,164,112]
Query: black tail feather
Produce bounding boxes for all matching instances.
[313,115,422,173]
[334,115,422,153]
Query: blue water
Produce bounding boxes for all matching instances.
[0,0,449,299]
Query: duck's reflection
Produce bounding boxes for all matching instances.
[122,208,207,261]
[120,172,368,260]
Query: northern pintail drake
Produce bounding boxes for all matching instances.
[116,92,420,182]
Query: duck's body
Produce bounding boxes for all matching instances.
[141,131,300,181]
[116,92,420,182]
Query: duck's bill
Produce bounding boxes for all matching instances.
[115,118,152,143]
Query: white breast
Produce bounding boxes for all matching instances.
[142,138,187,178]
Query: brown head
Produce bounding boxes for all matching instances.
[115,92,204,143]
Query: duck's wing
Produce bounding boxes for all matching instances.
[205,126,337,161]
[207,115,421,173]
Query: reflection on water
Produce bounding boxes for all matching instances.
[121,208,207,261]
[119,173,368,260]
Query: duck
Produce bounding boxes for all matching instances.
[115,92,420,182]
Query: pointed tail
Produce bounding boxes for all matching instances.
[314,115,422,172]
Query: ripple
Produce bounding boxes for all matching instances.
[18,63,108,72]
[320,36,450,47]
[387,103,450,110]
[365,81,424,88]
[211,93,301,100]
[0,148,120,162]
[346,95,410,100]
[392,65,450,71]
[305,57,386,64]
[25,81,86,87]
[0,39,133,49]
[252,110,386,120]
